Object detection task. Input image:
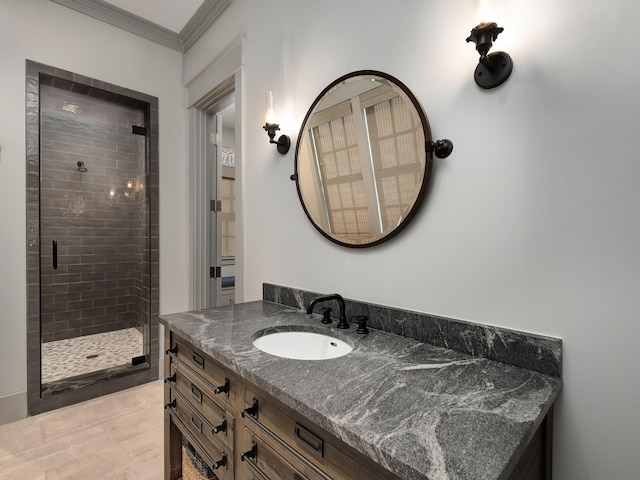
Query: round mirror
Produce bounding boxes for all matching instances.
[293,70,451,248]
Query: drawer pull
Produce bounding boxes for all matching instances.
[294,422,324,458]
[164,373,176,385]
[212,452,227,470]
[240,442,257,462]
[241,398,258,419]
[192,352,205,368]
[243,453,270,480]
[212,419,227,435]
[164,399,176,410]
[190,414,203,433]
[190,383,203,403]
[165,408,222,473]
[214,378,230,396]
[165,345,178,355]
[243,413,333,480]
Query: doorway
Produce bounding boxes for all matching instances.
[26,61,159,415]
[189,71,242,310]
[211,100,237,307]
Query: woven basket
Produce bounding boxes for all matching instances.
[182,440,217,480]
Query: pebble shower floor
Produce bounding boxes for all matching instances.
[41,328,143,384]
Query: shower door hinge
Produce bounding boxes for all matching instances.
[210,200,222,212]
[132,125,147,136]
[210,266,222,278]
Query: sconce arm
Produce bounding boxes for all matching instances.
[466,22,513,89]
[263,122,291,154]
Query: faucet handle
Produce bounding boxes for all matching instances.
[320,307,332,324]
[354,315,369,334]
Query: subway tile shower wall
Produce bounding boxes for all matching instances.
[39,84,148,342]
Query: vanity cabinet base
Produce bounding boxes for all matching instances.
[163,329,553,480]
[509,407,553,480]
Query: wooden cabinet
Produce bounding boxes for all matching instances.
[164,329,552,480]
[164,330,236,480]
[164,330,401,480]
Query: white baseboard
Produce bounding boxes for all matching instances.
[0,391,28,426]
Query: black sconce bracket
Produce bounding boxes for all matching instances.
[466,22,513,89]
[263,122,291,154]
[427,139,454,158]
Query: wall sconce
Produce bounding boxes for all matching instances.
[465,1,513,89]
[263,91,291,154]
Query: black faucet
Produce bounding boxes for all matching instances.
[306,294,349,329]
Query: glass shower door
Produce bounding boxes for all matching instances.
[39,81,150,392]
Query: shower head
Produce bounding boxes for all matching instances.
[76,161,87,173]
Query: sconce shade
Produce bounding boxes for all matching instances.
[466,22,513,89]
[265,91,277,124]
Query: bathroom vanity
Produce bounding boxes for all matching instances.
[160,285,562,480]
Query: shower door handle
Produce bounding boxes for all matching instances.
[52,240,57,270]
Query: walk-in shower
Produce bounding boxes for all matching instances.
[26,61,159,414]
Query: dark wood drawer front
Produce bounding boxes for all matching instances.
[168,387,234,480]
[171,364,235,451]
[242,387,358,480]
[241,427,322,480]
[169,335,236,409]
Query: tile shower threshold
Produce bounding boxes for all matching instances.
[41,362,150,397]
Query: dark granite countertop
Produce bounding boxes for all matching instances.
[159,300,562,480]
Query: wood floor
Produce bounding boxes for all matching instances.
[0,380,163,479]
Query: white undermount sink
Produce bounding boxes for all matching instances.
[252,328,353,360]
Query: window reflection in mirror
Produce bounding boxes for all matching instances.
[295,71,432,247]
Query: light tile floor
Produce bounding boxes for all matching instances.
[42,328,143,384]
[0,381,163,480]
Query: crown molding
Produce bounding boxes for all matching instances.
[181,0,233,52]
[50,0,233,53]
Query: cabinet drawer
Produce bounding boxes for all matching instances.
[242,387,357,480]
[167,387,233,480]
[168,334,236,409]
[240,427,322,480]
[168,365,234,451]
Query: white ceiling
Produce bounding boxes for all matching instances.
[102,0,205,34]
[50,0,232,52]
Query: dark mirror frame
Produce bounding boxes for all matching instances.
[293,70,437,248]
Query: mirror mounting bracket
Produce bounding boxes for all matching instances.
[427,139,454,159]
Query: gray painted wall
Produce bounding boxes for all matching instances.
[183,1,640,479]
